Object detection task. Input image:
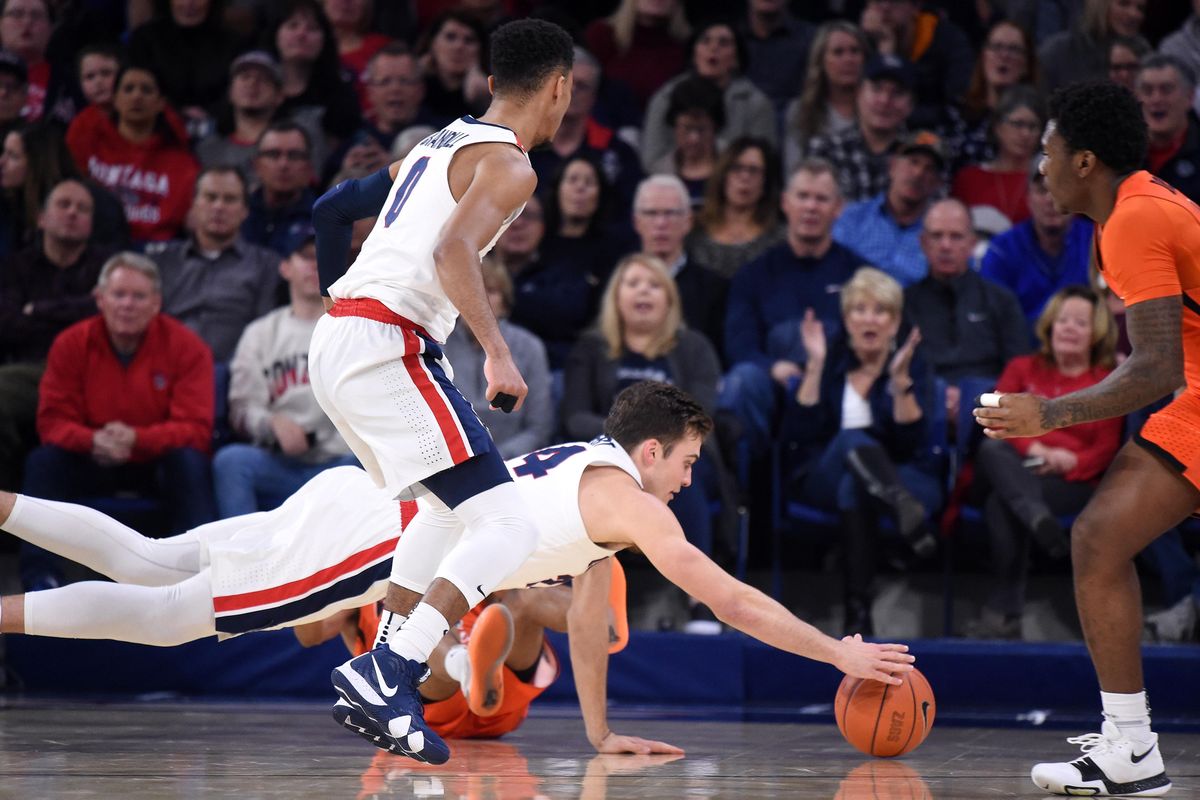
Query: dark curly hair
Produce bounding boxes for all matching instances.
[1048,81,1147,174]
[490,19,574,100]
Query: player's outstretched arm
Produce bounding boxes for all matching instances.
[566,558,684,755]
[974,296,1184,438]
[434,146,538,410]
[622,492,914,685]
[311,159,405,301]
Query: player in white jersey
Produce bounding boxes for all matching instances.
[307,20,577,763]
[333,382,916,759]
[0,383,914,759]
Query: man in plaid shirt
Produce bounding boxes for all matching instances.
[808,54,917,203]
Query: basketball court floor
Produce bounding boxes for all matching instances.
[1,698,1197,798]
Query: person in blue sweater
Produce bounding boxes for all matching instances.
[720,158,864,457]
[980,164,1093,333]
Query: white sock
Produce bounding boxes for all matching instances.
[443,644,468,685]
[372,608,407,649]
[387,602,449,663]
[1101,690,1154,743]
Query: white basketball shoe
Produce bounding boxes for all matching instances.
[1031,718,1171,796]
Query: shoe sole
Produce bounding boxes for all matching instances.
[332,699,410,757]
[1032,769,1172,796]
[466,604,514,717]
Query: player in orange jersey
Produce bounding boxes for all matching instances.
[973,81,1199,797]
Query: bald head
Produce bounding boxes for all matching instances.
[921,199,974,281]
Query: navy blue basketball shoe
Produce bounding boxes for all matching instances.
[331,645,451,764]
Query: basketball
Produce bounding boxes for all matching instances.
[835,669,936,757]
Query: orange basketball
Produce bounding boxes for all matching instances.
[834,668,936,757]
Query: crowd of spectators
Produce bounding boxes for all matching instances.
[1,0,1198,640]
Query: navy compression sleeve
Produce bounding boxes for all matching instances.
[313,166,394,295]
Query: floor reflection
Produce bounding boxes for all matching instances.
[356,742,685,799]
[834,760,934,799]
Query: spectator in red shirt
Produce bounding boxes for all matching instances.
[584,0,690,115]
[966,285,1123,639]
[323,0,391,114]
[21,251,215,589]
[0,0,51,120]
[951,85,1045,228]
[66,65,199,244]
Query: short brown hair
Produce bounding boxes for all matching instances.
[604,381,713,455]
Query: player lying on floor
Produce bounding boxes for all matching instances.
[0,381,912,759]
[295,566,664,753]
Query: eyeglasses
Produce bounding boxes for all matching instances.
[636,208,687,220]
[986,42,1027,57]
[258,148,309,161]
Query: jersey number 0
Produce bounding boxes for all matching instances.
[384,157,430,227]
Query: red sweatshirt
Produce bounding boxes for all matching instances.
[66,104,199,243]
[994,354,1122,482]
[37,314,214,461]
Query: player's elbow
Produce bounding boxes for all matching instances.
[432,237,471,273]
[707,584,753,629]
[1143,349,1185,397]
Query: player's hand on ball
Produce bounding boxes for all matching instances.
[972,392,1050,439]
[483,351,528,413]
[836,634,914,685]
[594,731,685,755]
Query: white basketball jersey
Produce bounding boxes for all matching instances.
[496,436,642,591]
[327,116,527,343]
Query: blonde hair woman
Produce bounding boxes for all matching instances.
[780,266,943,636]
[968,285,1122,638]
[583,0,691,111]
[561,253,725,589]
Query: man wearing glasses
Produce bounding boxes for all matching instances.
[242,120,316,258]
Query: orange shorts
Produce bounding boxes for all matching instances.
[1135,391,1200,491]
[423,638,558,739]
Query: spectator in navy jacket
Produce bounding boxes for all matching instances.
[720,158,863,457]
[781,266,942,636]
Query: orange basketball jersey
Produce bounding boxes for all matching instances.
[1095,171,1200,394]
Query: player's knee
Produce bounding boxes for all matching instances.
[496,588,535,624]
[1069,512,1107,574]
